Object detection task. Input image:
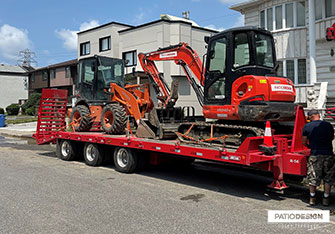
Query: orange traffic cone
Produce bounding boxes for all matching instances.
[259,121,277,155]
[263,121,274,147]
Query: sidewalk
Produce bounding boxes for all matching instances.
[0,122,37,138]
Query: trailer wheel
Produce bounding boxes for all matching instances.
[71,105,92,132]
[101,103,127,135]
[83,143,104,166]
[59,140,76,161]
[113,147,138,173]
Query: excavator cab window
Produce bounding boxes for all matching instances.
[80,58,95,100]
[208,37,227,73]
[255,33,274,68]
[206,36,227,101]
[233,32,250,69]
[97,57,124,87]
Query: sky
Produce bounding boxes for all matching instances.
[0,0,245,67]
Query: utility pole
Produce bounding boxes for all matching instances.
[17,48,38,67]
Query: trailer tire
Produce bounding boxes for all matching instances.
[59,140,76,161]
[101,103,127,135]
[83,143,104,166]
[113,147,138,173]
[71,105,92,132]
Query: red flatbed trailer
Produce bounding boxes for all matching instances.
[34,89,310,190]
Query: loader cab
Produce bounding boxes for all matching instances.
[77,56,124,102]
[204,27,276,105]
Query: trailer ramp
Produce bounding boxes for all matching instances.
[33,89,68,144]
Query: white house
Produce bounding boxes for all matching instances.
[77,15,217,113]
[0,64,30,109]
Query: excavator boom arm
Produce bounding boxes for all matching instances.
[138,42,204,107]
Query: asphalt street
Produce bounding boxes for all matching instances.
[0,136,334,234]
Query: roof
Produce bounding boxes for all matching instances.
[230,0,263,12]
[119,19,218,34]
[31,59,77,73]
[0,64,30,75]
[77,22,134,35]
[160,14,199,27]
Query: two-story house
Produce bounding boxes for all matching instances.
[29,59,77,103]
[77,15,217,113]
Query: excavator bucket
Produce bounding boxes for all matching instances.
[33,89,68,145]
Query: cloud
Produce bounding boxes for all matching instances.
[55,20,99,51]
[133,8,145,25]
[0,24,32,61]
[232,14,244,27]
[219,0,245,4]
[79,20,100,31]
[205,24,225,32]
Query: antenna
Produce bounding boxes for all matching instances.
[182,11,190,20]
[17,48,38,67]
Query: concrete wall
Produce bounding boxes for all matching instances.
[0,74,28,108]
[78,24,131,59]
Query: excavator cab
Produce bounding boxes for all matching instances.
[77,56,124,102]
[204,27,296,121]
[205,27,276,104]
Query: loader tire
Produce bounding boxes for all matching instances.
[101,103,127,134]
[71,105,92,132]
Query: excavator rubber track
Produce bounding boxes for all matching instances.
[177,122,265,147]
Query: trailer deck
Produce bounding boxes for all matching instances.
[33,89,310,190]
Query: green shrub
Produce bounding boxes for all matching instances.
[6,104,20,115]
[0,108,4,114]
[22,93,41,114]
[26,106,36,116]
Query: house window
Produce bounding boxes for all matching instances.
[275,5,283,30]
[277,61,283,77]
[296,1,306,27]
[31,73,35,83]
[278,59,306,84]
[298,59,306,84]
[122,50,137,67]
[260,10,265,29]
[286,60,295,82]
[260,2,305,31]
[315,1,323,20]
[266,8,273,31]
[42,71,48,81]
[326,0,335,17]
[99,36,111,52]
[285,3,294,28]
[65,67,70,78]
[80,42,90,56]
[50,69,56,79]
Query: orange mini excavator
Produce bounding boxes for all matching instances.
[138,27,297,145]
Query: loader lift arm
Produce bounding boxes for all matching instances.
[138,43,204,107]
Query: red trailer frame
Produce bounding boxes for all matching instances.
[33,89,310,190]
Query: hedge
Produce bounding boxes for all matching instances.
[22,93,41,114]
[6,104,20,115]
[0,108,4,114]
[25,106,36,116]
